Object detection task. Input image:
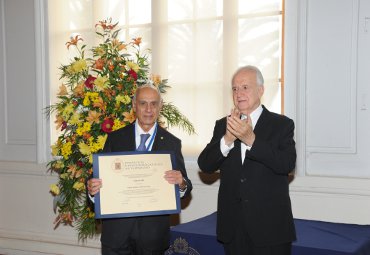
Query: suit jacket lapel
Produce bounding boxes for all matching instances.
[151,125,165,151]
[123,123,136,151]
[253,105,271,140]
[244,106,270,162]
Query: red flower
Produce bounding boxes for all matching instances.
[84,75,96,89]
[101,118,114,133]
[61,121,67,131]
[128,69,138,80]
[76,161,84,168]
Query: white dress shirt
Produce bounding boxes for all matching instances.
[135,121,157,151]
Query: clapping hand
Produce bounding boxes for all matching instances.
[226,108,255,146]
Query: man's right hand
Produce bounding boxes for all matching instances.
[87,178,102,196]
[224,108,239,146]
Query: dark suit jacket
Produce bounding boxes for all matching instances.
[197,105,296,246]
[100,122,192,250]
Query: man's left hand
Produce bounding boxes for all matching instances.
[164,170,186,190]
[227,114,255,146]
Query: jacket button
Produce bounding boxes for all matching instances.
[240,178,246,183]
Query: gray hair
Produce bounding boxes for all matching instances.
[133,84,163,102]
[232,65,264,86]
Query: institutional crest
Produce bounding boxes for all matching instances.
[165,237,200,255]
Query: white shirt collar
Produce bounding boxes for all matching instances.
[250,104,263,129]
[241,104,263,130]
[135,121,157,137]
[134,121,157,150]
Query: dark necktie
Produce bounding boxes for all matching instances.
[137,133,150,151]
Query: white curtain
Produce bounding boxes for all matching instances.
[48,0,282,155]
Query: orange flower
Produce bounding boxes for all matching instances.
[93,97,106,112]
[151,74,161,86]
[118,43,127,51]
[57,84,68,96]
[112,39,126,50]
[116,83,123,91]
[123,108,136,123]
[95,19,117,30]
[94,58,105,70]
[73,82,85,97]
[55,114,64,130]
[132,37,142,46]
[86,110,102,124]
[65,35,83,49]
[67,165,78,177]
[75,170,83,178]
[54,212,73,226]
[83,132,91,139]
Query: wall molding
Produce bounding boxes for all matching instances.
[296,0,363,178]
[290,176,370,196]
[0,161,51,177]
[305,0,359,155]
[35,0,51,164]
[0,228,100,248]
[0,230,100,255]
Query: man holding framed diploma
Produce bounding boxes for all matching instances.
[87,84,192,255]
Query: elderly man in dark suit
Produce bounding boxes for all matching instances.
[88,84,192,255]
[198,65,296,255]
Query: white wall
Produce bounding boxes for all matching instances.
[284,0,370,224]
[1,0,370,254]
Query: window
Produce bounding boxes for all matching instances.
[48,0,283,156]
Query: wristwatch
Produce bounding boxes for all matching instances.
[179,178,188,191]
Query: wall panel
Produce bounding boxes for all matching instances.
[0,0,37,161]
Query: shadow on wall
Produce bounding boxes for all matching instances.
[198,171,220,185]
[170,170,220,226]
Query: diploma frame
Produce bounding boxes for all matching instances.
[92,151,181,219]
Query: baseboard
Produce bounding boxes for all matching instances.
[0,229,100,255]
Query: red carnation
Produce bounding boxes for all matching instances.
[127,69,138,80]
[84,75,96,89]
[101,118,114,133]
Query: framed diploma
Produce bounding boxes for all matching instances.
[92,151,181,219]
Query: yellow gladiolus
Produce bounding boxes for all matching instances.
[51,144,59,156]
[61,141,72,159]
[94,76,109,91]
[50,184,60,195]
[72,59,87,73]
[60,173,69,179]
[73,181,85,191]
[69,112,81,125]
[62,103,74,119]
[78,142,91,155]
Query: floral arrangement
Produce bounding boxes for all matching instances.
[47,18,194,241]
